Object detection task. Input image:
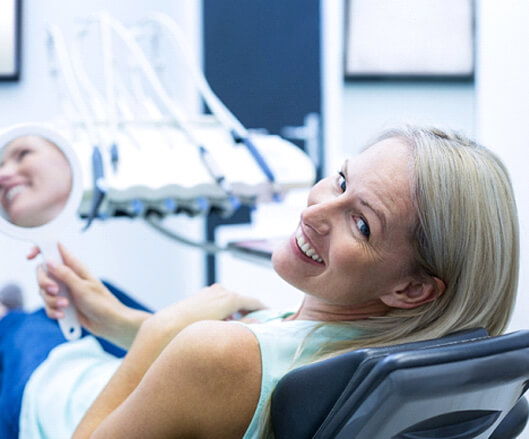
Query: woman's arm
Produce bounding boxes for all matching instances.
[74,320,262,439]
[38,245,265,437]
[37,244,265,350]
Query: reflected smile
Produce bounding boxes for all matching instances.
[296,228,323,263]
[6,184,29,202]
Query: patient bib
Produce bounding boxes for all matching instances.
[19,336,121,439]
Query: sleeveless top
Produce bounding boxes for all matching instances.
[19,310,360,438]
[238,310,360,438]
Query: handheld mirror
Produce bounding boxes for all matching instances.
[0,123,82,340]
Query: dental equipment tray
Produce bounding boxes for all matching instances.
[63,121,316,219]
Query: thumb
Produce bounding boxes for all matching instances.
[236,295,267,312]
[57,243,94,281]
[27,246,41,260]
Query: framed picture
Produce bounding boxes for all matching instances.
[0,0,21,81]
[344,0,474,80]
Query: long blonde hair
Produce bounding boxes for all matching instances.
[259,126,520,437]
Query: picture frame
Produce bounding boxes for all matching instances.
[344,0,475,80]
[0,0,22,81]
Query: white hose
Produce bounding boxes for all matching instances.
[143,12,248,137]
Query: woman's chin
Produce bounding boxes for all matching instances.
[7,208,46,228]
[271,240,291,278]
[271,239,303,289]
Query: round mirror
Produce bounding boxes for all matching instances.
[0,134,73,227]
[0,124,82,237]
[0,123,82,340]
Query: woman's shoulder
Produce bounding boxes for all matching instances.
[177,319,261,360]
[161,320,262,437]
[174,320,262,383]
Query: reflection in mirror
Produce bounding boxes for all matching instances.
[0,124,82,340]
[0,135,72,228]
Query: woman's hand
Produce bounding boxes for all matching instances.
[165,283,266,321]
[143,284,266,344]
[33,243,150,348]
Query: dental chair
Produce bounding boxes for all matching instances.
[272,329,529,438]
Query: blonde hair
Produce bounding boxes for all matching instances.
[259,126,520,437]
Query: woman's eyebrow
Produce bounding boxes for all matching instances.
[344,159,387,232]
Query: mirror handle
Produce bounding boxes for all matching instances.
[40,243,82,341]
[56,279,82,340]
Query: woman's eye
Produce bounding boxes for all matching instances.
[338,171,347,192]
[355,217,370,238]
[17,149,31,161]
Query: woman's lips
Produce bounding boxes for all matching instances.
[5,184,29,202]
[1,183,29,211]
[290,227,324,265]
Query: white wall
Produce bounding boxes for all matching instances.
[0,0,205,310]
[475,0,529,335]
[341,82,475,158]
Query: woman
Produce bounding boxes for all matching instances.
[0,126,520,438]
[0,135,72,228]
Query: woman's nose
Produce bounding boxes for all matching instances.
[301,185,339,235]
[0,163,15,185]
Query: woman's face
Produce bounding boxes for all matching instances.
[272,138,416,306]
[0,135,72,227]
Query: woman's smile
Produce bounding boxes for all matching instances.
[291,226,324,265]
[3,182,30,206]
[272,138,417,307]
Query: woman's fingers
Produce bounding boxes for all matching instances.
[27,244,93,282]
[42,293,69,319]
[196,284,267,319]
[37,264,59,295]
[37,265,68,319]
[236,295,266,312]
[26,246,41,260]
[38,258,85,314]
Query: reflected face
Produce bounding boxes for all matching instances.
[272,138,416,306]
[0,135,72,227]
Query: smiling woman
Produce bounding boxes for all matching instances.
[272,138,419,313]
[0,135,72,227]
[0,126,520,439]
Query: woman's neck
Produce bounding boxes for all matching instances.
[286,296,390,322]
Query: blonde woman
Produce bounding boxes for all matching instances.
[0,126,519,439]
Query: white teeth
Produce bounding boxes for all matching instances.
[295,228,323,263]
[6,185,28,202]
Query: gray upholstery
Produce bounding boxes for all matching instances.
[272,329,529,439]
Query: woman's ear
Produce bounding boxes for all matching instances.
[380,276,446,309]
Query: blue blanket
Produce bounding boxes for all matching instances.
[0,282,149,439]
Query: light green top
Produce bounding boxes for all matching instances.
[238,310,361,439]
[19,310,360,439]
